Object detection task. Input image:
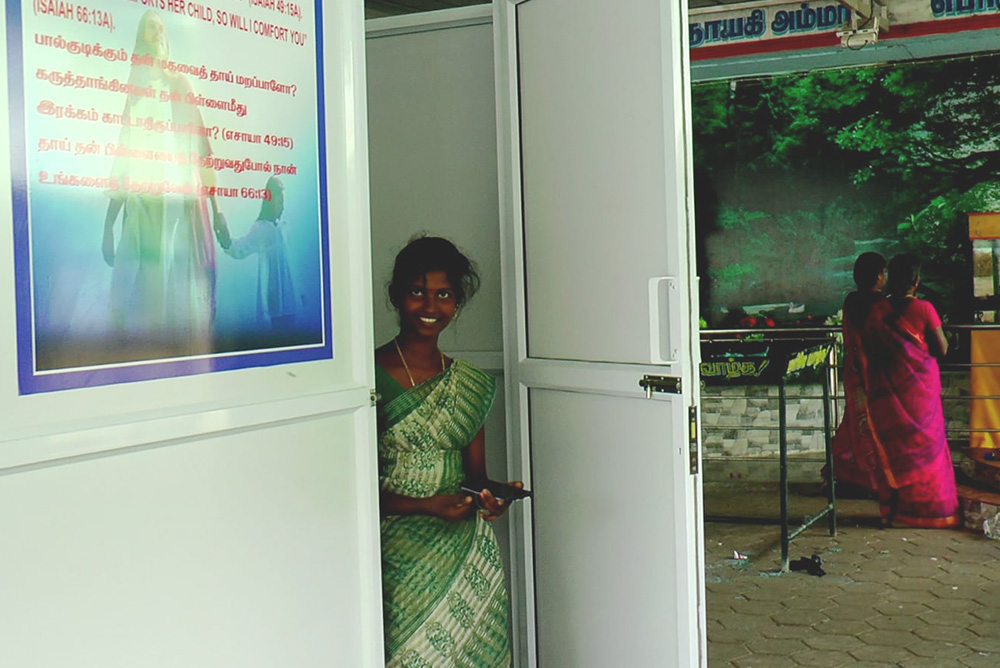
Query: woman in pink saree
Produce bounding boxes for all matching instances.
[862,254,959,528]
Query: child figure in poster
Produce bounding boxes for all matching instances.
[222,176,297,330]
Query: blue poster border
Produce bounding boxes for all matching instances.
[7,0,333,395]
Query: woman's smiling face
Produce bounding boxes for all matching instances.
[399,270,458,338]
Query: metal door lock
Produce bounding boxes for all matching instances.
[638,374,682,398]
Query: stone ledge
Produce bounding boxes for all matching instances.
[957,448,1000,492]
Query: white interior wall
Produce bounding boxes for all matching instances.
[0,2,384,666]
[0,414,375,668]
[365,8,506,484]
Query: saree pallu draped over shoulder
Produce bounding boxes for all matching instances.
[862,299,960,528]
[377,360,512,668]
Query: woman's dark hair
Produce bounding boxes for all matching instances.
[884,253,924,323]
[853,252,886,290]
[388,236,480,308]
[886,253,921,299]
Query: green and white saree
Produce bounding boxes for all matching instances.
[376,359,512,668]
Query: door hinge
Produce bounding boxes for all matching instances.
[370,389,380,406]
[688,405,699,475]
[638,374,682,398]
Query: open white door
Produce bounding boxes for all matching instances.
[495,1,705,666]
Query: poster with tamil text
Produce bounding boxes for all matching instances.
[8,0,332,394]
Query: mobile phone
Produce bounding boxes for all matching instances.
[460,480,532,503]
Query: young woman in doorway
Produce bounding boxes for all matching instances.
[374,236,520,667]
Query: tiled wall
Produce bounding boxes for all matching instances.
[701,371,971,482]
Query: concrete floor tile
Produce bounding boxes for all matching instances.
[849,644,916,663]
[745,638,808,655]
[906,638,971,659]
[714,615,773,637]
[933,571,988,586]
[820,604,879,621]
[770,609,828,627]
[744,585,803,602]
[911,623,976,642]
[929,584,984,600]
[838,581,890,596]
[788,649,854,667]
[871,601,932,617]
[759,624,813,640]
[902,544,953,558]
[716,611,775,629]
[707,641,751,664]
[904,658,971,668]
[878,588,933,603]
[923,596,981,612]
[709,625,770,644]
[918,610,979,627]
[825,592,882,608]
[846,568,899,583]
[864,615,929,633]
[966,636,1000,653]
[809,574,855,587]
[801,635,863,652]
[846,663,897,668]
[732,656,799,668]
[889,576,938,591]
[857,629,921,647]
[782,596,831,610]
[894,564,948,579]
[731,598,782,617]
[973,586,1000,607]
[943,551,996,564]
[707,581,739,594]
[811,619,873,636]
[970,605,1000,623]
[961,652,1000,668]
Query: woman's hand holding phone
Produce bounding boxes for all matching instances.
[460,480,529,522]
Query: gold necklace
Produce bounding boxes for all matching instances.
[394,338,445,388]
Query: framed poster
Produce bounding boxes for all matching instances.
[7,0,332,394]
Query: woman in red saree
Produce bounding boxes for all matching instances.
[863,254,959,528]
[829,252,885,494]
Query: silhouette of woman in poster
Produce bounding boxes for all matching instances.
[102,9,229,355]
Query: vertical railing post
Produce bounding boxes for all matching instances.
[824,340,837,536]
[779,377,789,572]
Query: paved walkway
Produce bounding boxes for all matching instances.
[705,483,1000,667]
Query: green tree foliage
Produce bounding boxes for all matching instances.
[694,54,1000,321]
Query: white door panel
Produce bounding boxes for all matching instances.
[515,0,688,365]
[496,0,704,666]
[530,389,688,668]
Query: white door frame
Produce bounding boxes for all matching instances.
[493,1,707,666]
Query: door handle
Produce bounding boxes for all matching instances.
[648,276,680,365]
[639,374,682,398]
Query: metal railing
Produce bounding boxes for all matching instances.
[701,324,1000,449]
